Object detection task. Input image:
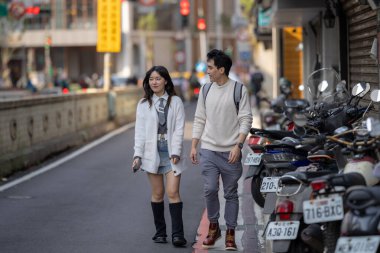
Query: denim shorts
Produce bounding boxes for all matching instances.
[157,139,172,175]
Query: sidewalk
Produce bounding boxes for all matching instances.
[192,108,264,253]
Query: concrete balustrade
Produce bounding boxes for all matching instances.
[0,86,143,178]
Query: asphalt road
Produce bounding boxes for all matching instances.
[0,101,205,253]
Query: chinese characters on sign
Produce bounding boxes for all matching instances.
[97,0,121,53]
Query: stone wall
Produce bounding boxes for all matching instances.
[0,86,143,178]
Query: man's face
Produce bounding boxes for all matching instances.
[207,59,224,83]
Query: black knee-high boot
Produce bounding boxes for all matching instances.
[151,201,167,243]
[169,202,187,247]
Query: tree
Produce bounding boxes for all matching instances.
[0,3,25,88]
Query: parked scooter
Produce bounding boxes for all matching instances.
[264,70,372,253]
[245,128,303,208]
[336,184,380,253]
[334,107,380,253]
[261,77,293,131]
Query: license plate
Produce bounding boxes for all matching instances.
[335,236,380,253]
[260,177,279,193]
[244,153,263,165]
[303,195,344,224]
[265,221,299,240]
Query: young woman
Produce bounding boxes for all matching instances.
[132,66,187,247]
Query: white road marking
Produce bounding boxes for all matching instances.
[0,122,135,192]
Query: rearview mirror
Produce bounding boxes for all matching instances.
[352,82,370,97]
[370,89,380,102]
[366,117,380,137]
[318,80,329,92]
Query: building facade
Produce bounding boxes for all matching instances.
[1,0,242,88]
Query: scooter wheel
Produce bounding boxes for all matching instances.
[251,176,265,208]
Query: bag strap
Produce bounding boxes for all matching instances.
[203,81,243,114]
[233,81,243,114]
[202,82,213,106]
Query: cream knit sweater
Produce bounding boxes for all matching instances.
[192,79,253,152]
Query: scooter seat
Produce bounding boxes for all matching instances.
[308,150,335,160]
[264,162,296,170]
[280,171,334,184]
[250,128,297,140]
[345,186,380,210]
[312,150,335,156]
[321,172,366,188]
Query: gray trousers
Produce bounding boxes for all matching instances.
[199,148,243,229]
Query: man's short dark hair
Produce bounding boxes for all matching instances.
[207,49,232,76]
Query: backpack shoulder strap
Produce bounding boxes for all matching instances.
[233,81,243,114]
[202,82,213,106]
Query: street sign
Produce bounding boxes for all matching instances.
[97,0,121,53]
[175,51,185,64]
[9,2,26,20]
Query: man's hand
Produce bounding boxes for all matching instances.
[228,145,241,163]
[190,147,199,164]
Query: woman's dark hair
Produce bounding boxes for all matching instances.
[141,66,176,107]
[207,49,232,76]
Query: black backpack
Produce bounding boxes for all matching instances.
[202,81,243,114]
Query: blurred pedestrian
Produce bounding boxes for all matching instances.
[190,49,253,251]
[188,68,200,101]
[132,65,187,247]
[26,78,37,93]
[250,65,264,109]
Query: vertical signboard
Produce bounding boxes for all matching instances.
[97,0,121,53]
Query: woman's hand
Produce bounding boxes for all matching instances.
[132,157,141,172]
[171,155,180,165]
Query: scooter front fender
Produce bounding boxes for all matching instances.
[263,192,277,214]
[272,240,292,253]
[244,163,263,179]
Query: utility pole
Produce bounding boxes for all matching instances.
[116,1,133,78]
[215,0,222,50]
[44,35,52,87]
[197,0,206,61]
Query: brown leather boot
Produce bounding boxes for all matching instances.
[225,228,237,251]
[202,222,221,249]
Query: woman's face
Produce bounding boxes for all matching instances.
[149,71,166,96]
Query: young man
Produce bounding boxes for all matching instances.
[190,49,253,250]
